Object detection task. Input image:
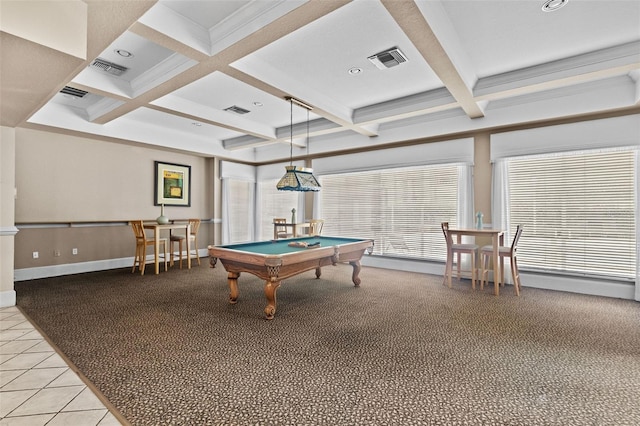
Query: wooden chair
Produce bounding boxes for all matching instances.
[131,220,167,275]
[307,219,324,236]
[273,218,292,239]
[480,224,523,296]
[170,219,201,268]
[441,222,478,289]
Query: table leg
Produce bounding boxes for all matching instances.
[446,245,453,288]
[154,229,160,275]
[186,224,192,269]
[350,260,362,286]
[228,272,239,304]
[264,278,281,320]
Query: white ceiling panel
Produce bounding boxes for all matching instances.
[3,0,637,162]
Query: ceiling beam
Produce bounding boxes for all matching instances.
[381,0,485,119]
[89,1,350,126]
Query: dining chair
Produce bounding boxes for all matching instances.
[170,219,201,268]
[131,220,167,275]
[441,222,478,289]
[479,224,523,296]
[308,219,324,236]
[273,218,292,239]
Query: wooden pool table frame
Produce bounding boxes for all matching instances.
[208,236,374,319]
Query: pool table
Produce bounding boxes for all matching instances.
[208,236,374,319]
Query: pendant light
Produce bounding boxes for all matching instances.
[276,97,321,192]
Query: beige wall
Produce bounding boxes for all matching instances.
[13,128,220,269]
[12,127,497,271]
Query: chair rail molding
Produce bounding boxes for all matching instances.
[0,226,19,236]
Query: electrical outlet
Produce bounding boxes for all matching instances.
[54,250,61,257]
[72,248,78,255]
[32,251,39,259]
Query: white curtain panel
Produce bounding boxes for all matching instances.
[491,159,514,285]
[457,164,475,269]
[221,178,231,245]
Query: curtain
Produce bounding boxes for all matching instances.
[491,159,514,284]
[221,178,231,245]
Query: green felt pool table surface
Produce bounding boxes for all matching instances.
[208,236,374,319]
[217,236,367,255]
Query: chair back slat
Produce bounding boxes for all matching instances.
[131,220,146,241]
[511,224,524,253]
[189,219,201,236]
[309,219,324,236]
[440,222,452,246]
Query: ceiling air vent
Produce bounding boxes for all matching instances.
[90,58,128,76]
[368,47,408,70]
[224,105,251,115]
[60,86,88,98]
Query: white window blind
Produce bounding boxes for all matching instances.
[228,179,252,243]
[320,164,460,260]
[258,181,299,240]
[508,148,636,280]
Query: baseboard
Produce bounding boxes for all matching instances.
[363,256,635,301]
[14,249,208,282]
[0,290,16,308]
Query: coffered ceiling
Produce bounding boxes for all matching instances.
[2,0,639,164]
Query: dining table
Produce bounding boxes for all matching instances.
[445,227,505,296]
[143,222,192,274]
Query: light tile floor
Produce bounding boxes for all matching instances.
[0,306,124,425]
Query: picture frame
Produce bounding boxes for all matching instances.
[154,161,191,207]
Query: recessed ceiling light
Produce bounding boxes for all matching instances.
[542,0,568,12]
[192,122,201,127]
[115,49,133,58]
[348,67,363,75]
[253,101,263,107]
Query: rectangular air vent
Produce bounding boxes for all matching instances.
[60,86,88,98]
[368,48,408,70]
[90,58,128,76]
[224,105,251,115]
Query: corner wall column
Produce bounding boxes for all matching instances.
[0,127,18,306]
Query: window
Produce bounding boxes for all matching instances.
[258,181,299,240]
[507,148,636,280]
[227,179,253,243]
[320,164,460,261]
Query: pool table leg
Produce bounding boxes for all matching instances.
[350,260,362,286]
[228,272,239,304]
[263,279,281,320]
[315,267,321,279]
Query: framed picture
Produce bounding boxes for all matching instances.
[154,161,191,206]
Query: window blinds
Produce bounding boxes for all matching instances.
[508,148,636,279]
[320,164,460,261]
[258,181,299,240]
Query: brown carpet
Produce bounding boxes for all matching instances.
[15,261,640,425]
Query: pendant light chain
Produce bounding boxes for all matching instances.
[276,96,320,192]
[306,107,310,159]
